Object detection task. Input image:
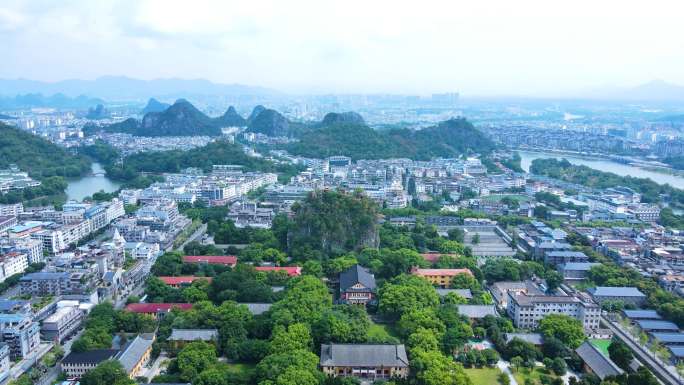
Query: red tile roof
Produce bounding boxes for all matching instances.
[158,276,212,285]
[411,267,473,277]
[420,253,458,263]
[183,255,237,266]
[125,303,193,313]
[255,266,302,277]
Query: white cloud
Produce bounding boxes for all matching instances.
[1,0,684,95]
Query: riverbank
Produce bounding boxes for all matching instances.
[518,150,684,190]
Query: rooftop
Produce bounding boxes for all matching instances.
[254,266,302,277]
[457,305,498,318]
[436,288,473,299]
[411,267,473,277]
[320,344,409,367]
[575,341,624,380]
[20,272,69,281]
[168,329,218,341]
[589,286,646,298]
[623,309,662,320]
[118,335,154,374]
[340,264,376,292]
[158,276,212,285]
[125,303,193,313]
[182,255,237,266]
[62,349,118,365]
[505,333,544,345]
[240,303,272,315]
[635,320,679,331]
[651,333,684,344]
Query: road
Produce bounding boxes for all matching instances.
[35,328,84,385]
[176,223,207,251]
[603,316,684,385]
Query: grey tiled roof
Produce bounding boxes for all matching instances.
[623,309,662,320]
[635,320,679,331]
[62,349,118,365]
[241,303,272,315]
[504,333,544,345]
[575,341,624,380]
[651,332,684,344]
[168,329,218,341]
[457,305,498,318]
[339,265,376,292]
[436,288,473,299]
[589,286,646,297]
[320,344,409,367]
[118,335,154,374]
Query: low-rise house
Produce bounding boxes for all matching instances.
[435,288,473,299]
[588,286,647,306]
[575,341,624,380]
[635,320,680,333]
[319,343,409,379]
[339,265,376,305]
[623,309,662,321]
[118,334,154,378]
[168,329,218,350]
[504,333,544,346]
[254,266,302,277]
[182,255,237,267]
[410,267,472,288]
[61,349,119,378]
[457,305,498,319]
[124,303,192,320]
[158,276,212,288]
[41,306,83,342]
[650,332,684,346]
[558,262,600,282]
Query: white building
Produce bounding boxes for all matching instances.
[0,252,29,283]
[507,293,600,330]
[41,306,83,342]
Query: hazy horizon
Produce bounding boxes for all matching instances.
[2,0,684,96]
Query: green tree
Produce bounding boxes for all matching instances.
[177,341,218,382]
[608,338,634,371]
[80,360,135,385]
[270,275,333,326]
[538,314,585,349]
[378,274,439,319]
[270,323,313,354]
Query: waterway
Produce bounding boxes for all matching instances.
[65,162,121,202]
[518,150,684,190]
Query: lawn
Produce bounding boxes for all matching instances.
[464,367,504,385]
[589,339,611,356]
[367,322,400,343]
[512,367,558,385]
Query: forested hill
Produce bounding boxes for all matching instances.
[0,122,91,178]
[287,117,496,160]
[87,99,248,137]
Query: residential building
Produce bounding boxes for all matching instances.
[0,313,41,359]
[489,280,544,308]
[575,341,624,380]
[254,266,302,277]
[61,349,119,378]
[182,255,237,267]
[0,343,9,383]
[410,267,472,288]
[319,344,409,379]
[588,286,647,306]
[457,305,499,319]
[41,306,83,342]
[543,251,589,266]
[20,272,71,296]
[339,265,376,305]
[124,303,193,320]
[0,252,28,282]
[167,329,218,350]
[507,293,600,330]
[558,262,600,282]
[158,276,212,288]
[118,334,154,378]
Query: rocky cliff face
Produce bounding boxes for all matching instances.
[247,108,291,137]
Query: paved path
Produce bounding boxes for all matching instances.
[603,316,684,385]
[497,360,519,385]
[176,223,207,251]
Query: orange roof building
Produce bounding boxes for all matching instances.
[411,267,473,288]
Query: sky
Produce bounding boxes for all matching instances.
[1,0,684,96]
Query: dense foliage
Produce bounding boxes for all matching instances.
[0,122,90,178]
[287,190,380,259]
[288,118,496,160]
[530,158,684,205]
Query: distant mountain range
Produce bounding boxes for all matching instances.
[88,99,495,159]
[141,98,171,114]
[0,93,105,109]
[0,76,279,100]
[583,80,684,101]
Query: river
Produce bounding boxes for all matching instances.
[65,162,121,202]
[518,150,684,190]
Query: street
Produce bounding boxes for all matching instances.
[603,316,684,385]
